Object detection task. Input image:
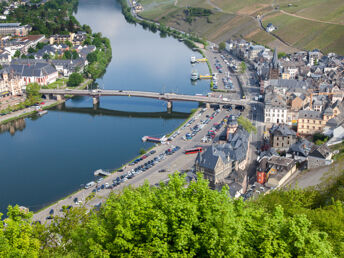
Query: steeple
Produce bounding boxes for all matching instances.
[272,48,278,69]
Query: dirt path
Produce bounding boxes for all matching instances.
[280,10,344,26]
[206,0,222,12]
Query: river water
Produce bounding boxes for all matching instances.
[0,0,209,214]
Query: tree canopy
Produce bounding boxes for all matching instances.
[0,172,343,256]
[67,73,83,87]
[237,116,257,134]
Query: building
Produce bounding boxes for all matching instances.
[51,58,87,77]
[0,23,31,36]
[2,61,58,85]
[297,110,326,135]
[196,126,249,187]
[256,156,296,188]
[49,33,74,45]
[264,93,287,124]
[308,144,333,169]
[269,48,279,79]
[269,124,297,150]
[266,23,276,33]
[0,70,24,97]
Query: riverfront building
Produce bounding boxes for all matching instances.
[0,23,31,36]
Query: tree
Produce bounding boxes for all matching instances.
[43,53,50,60]
[14,50,21,58]
[71,50,79,59]
[219,42,225,51]
[278,52,287,59]
[237,116,256,134]
[63,50,72,59]
[67,73,84,87]
[28,47,35,54]
[86,52,97,63]
[26,83,41,103]
[240,61,247,74]
[139,148,146,155]
[65,40,73,48]
[65,174,334,257]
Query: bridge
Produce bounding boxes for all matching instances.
[40,89,253,110]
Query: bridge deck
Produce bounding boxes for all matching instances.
[40,89,257,106]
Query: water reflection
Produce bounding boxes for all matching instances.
[0,118,26,135]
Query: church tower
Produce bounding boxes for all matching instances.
[269,48,279,79]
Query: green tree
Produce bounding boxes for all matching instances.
[28,47,35,54]
[139,148,146,155]
[240,61,247,74]
[86,52,97,63]
[63,50,72,59]
[71,50,79,59]
[67,73,84,87]
[278,52,287,59]
[43,53,50,60]
[26,83,41,103]
[65,40,73,48]
[0,205,41,257]
[14,50,21,58]
[237,116,256,134]
[219,42,225,51]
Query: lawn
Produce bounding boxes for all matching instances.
[43,78,68,89]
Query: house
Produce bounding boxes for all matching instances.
[297,110,326,135]
[287,138,313,162]
[196,126,249,187]
[256,155,296,188]
[266,23,276,33]
[308,144,333,168]
[264,92,287,124]
[51,58,87,77]
[49,33,74,45]
[269,124,297,151]
[0,70,24,97]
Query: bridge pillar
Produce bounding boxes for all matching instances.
[167,100,173,112]
[205,103,210,109]
[56,95,64,102]
[92,96,99,105]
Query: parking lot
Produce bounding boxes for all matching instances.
[33,106,241,222]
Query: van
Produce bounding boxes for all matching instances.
[85,181,95,189]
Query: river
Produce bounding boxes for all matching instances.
[0,0,209,214]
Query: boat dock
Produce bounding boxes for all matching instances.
[94,169,111,177]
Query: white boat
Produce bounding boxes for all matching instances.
[190,56,196,63]
[38,110,48,116]
[191,71,198,81]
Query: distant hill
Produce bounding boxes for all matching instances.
[139,0,344,54]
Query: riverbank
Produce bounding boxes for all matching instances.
[0,79,93,126]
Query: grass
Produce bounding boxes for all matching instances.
[262,13,344,54]
[42,78,68,89]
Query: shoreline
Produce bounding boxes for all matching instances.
[4,1,210,215]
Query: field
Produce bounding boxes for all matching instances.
[139,0,344,54]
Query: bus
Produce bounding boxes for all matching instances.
[184,147,203,155]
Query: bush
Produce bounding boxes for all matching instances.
[67,73,84,87]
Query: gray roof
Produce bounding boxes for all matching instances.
[270,124,296,137]
[298,110,323,120]
[2,62,57,77]
[197,127,249,170]
[0,23,21,27]
[288,139,313,157]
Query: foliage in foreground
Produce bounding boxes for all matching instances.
[2,172,343,257]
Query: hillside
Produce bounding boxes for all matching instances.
[1,171,344,256]
[139,0,344,54]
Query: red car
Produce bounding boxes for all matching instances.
[40,102,45,105]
